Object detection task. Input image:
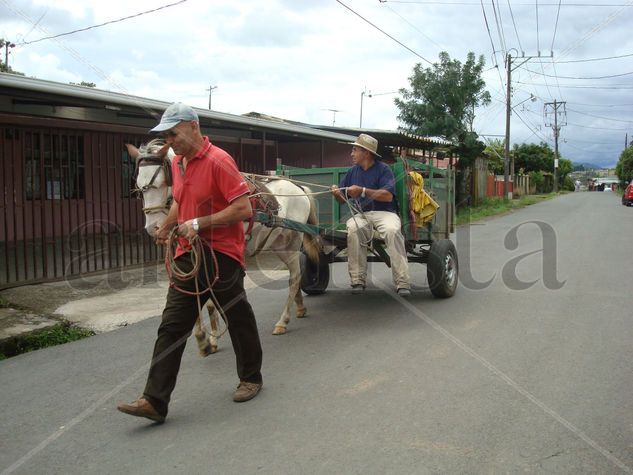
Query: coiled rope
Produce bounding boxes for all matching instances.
[165,227,228,338]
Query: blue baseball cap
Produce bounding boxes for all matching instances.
[150,102,199,133]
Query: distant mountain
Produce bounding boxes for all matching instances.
[573,162,607,171]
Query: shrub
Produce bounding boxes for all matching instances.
[562,176,575,192]
[529,171,545,193]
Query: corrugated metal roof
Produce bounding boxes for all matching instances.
[314,125,452,147]
[0,73,356,142]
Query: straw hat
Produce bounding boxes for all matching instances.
[350,133,381,158]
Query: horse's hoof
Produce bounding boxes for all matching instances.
[210,345,218,354]
[198,347,212,358]
[297,308,307,318]
[272,326,287,335]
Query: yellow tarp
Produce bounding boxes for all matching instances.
[408,171,440,226]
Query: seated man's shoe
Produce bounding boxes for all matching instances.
[351,284,366,294]
[397,287,411,297]
[117,398,165,423]
[233,381,262,402]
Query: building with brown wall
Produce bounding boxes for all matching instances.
[0,73,355,287]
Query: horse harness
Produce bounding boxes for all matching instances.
[135,155,173,215]
[242,174,281,241]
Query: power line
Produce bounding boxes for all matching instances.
[515,110,549,143]
[491,1,507,55]
[480,1,505,94]
[515,81,633,89]
[534,0,556,99]
[535,0,541,55]
[523,106,627,133]
[567,122,630,131]
[550,60,564,100]
[570,138,625,145]
[568,102,633,107]
[550,0,562,53]
[335,0,433,65]
[554,1,633,63]
[521,67,633,80]
[382,1,633,5]
[19,0,188,45]
[550,51,633,63]
[380,2,444,49]
[506,0,524,54]
[567,108,633,123]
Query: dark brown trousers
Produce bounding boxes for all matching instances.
[143,249,262,417]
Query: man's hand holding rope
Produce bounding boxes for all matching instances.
[177,220,198,241]
[155,201,179,246]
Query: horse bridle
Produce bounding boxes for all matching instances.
[135,155,173,215]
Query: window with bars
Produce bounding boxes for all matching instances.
[24,132,85,200]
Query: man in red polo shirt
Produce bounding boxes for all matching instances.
[118,103,263,423]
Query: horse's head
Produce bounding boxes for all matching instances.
[126,139,174,237]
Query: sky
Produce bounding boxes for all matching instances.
[2,0,632,168]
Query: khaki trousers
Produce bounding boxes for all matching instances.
[346,211,411,289]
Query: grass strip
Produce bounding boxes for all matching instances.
[456,193,561,226]
[0,322,94,360]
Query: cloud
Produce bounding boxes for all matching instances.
[2,0,632,167]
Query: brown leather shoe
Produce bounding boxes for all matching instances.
[233,381,262,403]
[117,398,165,423]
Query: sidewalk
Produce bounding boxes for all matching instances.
[0,252,288,347]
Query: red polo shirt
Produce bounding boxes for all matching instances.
[171,136,250,267]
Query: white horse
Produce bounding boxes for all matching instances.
[126,140,321,355]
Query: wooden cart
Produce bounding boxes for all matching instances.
[254,158,458,297]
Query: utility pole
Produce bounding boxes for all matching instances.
[544,100,567,193]
[626,133,628,149]
[207,85,218,110]
[503,52,546,199]
[554,101,559,193]
[2,40,15,70]
[504,54,512,200]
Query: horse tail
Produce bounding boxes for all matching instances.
[302,187,322,263]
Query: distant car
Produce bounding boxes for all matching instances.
[603,185,612,192]
[622,182,633,206]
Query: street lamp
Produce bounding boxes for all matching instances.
[510,94,537,178]
[359,89,369,128]
[207,85,218,110]
[360,89,397,128]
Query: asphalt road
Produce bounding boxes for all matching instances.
[2,191,632,474]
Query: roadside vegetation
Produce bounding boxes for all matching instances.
[456,193,561,225]
[0,322,94,360]
[0,292,94,359]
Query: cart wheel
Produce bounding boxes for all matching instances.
[300,252,330,295]
[427,239,458,298]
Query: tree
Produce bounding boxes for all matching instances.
[70,81,97,88]
[0,38,24,75]
[512,142,555,173]
[395,51,491,205]
[483,138,506,174]
[616,147,633,184]
[512,142,571,191]
[557,158,573,187]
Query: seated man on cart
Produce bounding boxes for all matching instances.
[331,134,411,296]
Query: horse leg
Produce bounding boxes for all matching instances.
[290,255,307,318]
[208,303,220,354]
[194,311,214,357]
[272,235,304,335]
